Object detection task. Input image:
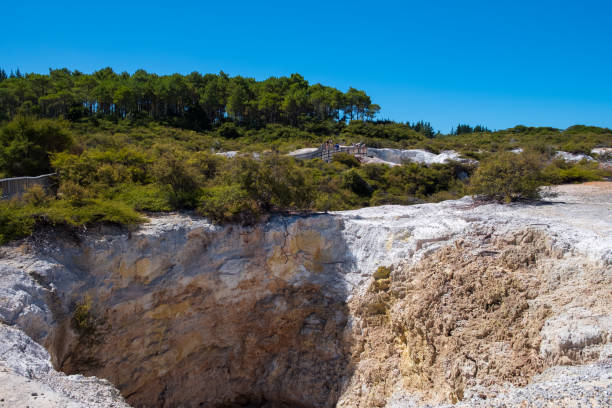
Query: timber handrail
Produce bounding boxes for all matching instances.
[291,144,368,162]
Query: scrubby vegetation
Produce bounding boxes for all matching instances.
[0,184,143,244]
[542,158,605,184]
[0,67,610,244]
[470,151,544,202]
[0,122,474,242]
[72,296,98,339]
[470,150,608,202]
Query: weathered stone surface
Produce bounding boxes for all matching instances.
[0,323,129,408]
[365,148,473,165]
[540,307,612,364]
[386,359,612,408]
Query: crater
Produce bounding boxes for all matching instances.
[7,191,608,408]
[34,215,356,408]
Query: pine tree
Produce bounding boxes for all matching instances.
[455,124,474,135]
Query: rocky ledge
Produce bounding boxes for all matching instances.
[0,182,610,407]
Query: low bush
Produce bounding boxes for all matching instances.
[469,151,544,202]
[332,152,361,168]
[114,184,174,212]
[0,202,36,244]
[342,169,373,197]
[542,159,605,184]
[71,296,97,338]
[0,116,72,177]
[560,141,593,155]
[0,193,145,244]
[373,266,391,280]
[369,190,423,206]
[197,185,260,224]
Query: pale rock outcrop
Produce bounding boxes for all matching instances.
[592,147,612,156]
[386,360,612,407]
[540,307,612,364]
[355,155,400,167]
[288,147,319,156]
[0,324,129,408]
[214,151,261,159]
[365,148,474,165]
[554,150,595,162]
[214,150,239,158]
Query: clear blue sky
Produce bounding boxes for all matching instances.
[2,0,611,132]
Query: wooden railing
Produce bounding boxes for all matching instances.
[291,144,368,163]
[0,173,57,199]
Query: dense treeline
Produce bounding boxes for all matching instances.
[0,67,381,129]
[451,124,491,135]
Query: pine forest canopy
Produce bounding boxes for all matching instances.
[0,67,382,129]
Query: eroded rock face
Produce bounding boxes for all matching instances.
[0,182,611,407]
[35,216,356,407]
[0,323,130,408]
[341,228,610,406]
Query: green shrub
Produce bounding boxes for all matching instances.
[313,187,356,211]
[0,116,72,177]
[542,159,604,184]
[72,296,97,338]
[384,162,461,198]
[150,151,203,208]
[114,184,173,212]
[332,152,361,168]
[360,163,388,182]
[0,191,145,244]
[217,122,243,139]
[40,199,145,227]
[342,169,372,197]
[469,151,544,202]
[0,203,36,244]
[20,185,50,206]
[52,147,152,187]
[198,185,261,224]
[369,191,423,206]
[560,141,593,155]
[373,266,391,280]
[57,180,93,205]
[232,155,318,210]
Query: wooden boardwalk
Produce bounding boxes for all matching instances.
[290,144,368,163]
